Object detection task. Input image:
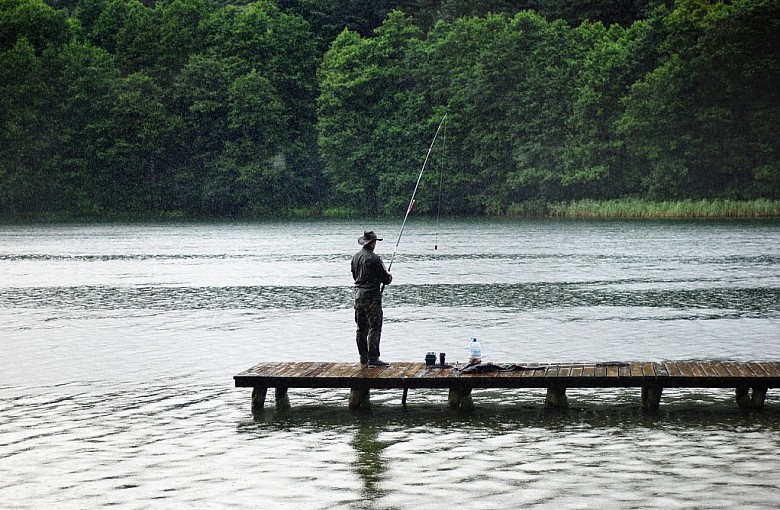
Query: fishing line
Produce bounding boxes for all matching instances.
[434,115,447,250]
[382,113,448,292]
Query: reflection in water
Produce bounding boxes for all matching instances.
[241,387,780,432]
[352,420,387,502]
[236,388,780,507]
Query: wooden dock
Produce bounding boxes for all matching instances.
[234,361,780,413]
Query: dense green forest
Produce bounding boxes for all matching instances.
[1,0,778,218]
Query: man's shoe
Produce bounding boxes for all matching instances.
[368,359,389,367]
[360,356,368,365]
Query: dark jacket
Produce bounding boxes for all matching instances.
[351,246,392,300]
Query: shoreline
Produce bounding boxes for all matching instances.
[1,199,779,222]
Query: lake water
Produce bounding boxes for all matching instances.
[1,218,779,509]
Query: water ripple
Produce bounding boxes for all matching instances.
[2,220,779,509]
[2,379,780,509]
[1,284,777,318]
[3,252,778,266]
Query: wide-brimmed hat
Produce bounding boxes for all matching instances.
[358,230,383,245]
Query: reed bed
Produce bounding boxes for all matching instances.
[541,199,780,219]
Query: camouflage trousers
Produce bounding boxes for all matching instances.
[354,298,383,362]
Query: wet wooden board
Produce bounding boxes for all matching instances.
[235,361,780,390]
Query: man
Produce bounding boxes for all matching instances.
[351,230,393,366]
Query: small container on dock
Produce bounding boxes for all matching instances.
[469,338,482,364]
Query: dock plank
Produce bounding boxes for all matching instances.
[759,362,779,377]
[532,365,550,378]
[314,362,344,378]
[746,362,769,378]
[403,363,428,379]
[666,362,682,377]
[520,365,538,378]
[678,362,694,377]
[654,363,669,377]
[235,360,780,397]
[250,362,287,378]
[735,363,753,378]
[689,362,706,377]
[375,362,413,379]
[713,362,730,378]
[700,362,719,377]
[723,362,741,378]
[276,361,309,378]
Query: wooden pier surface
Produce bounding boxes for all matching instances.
[234,360,780,412]
[235,360,780,389]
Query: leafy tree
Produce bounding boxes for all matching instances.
[559,13,666,200]
[536,0,666,26]
[155,0,210,79]
[317,29,384,213]
[170,53,234,213]
[44,41,121,213]
[277,0,399,49]
[2,0,778,218]
[512,15,580,205]
[106,72,173,212]
[205,1,321,214]
[72,0,109,39]
[618,0,780,199]
[440,12,581,210]
[318,11,427,215]
[218,69,288,215]
[87,0,129,54]
[0,0,70,54]
[114,0,160,75]
[442,14,534,213]
[0,38,55,214]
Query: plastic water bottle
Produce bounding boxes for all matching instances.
[469,337,482,364]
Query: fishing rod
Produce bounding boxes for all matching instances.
[382,113,447,292]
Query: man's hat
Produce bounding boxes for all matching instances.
[358,230,383,245]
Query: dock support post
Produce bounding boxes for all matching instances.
[251,387,268,414]
[448,387,473,411]
[402,388,408,409]
[752,387,767,410]
[736,387,750,409]
[275,387,290,411]
[641,385,663,412]
[736,387,767,410]
[349,387,370,411]
[545,387,568,410]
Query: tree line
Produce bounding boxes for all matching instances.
[1,0,778,218]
